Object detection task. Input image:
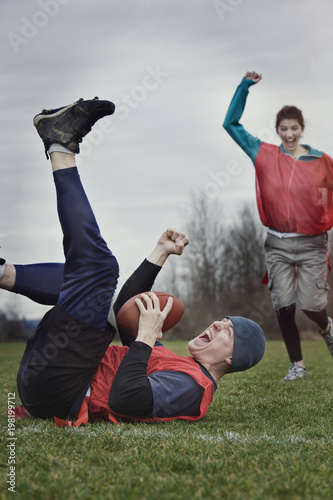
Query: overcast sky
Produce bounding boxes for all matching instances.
[1,0,333,319]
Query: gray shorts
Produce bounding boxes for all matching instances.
[264,233,329,311]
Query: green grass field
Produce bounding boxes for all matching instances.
[0,341,332,500]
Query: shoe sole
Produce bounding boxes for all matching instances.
[33,100,81,128]
[284,372,307,381]
[284,376,307,381]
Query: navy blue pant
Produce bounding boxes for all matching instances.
[16,167,119,418]
[53,167,119,328]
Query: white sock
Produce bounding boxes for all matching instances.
[48,143,75,155]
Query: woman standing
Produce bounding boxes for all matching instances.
[223,71,333,380]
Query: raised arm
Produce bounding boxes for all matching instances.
[223,72,262,164]
[113,228,189,317]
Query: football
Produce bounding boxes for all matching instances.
[115,291,185,336]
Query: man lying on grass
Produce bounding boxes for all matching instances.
[1,97,265,426]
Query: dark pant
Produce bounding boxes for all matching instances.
[17,167,119,418]
[277,304,328,363]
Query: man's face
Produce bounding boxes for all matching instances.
[188,318,234,368]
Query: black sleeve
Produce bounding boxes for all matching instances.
[108,341,154,418]
[113,259,162,316]
[113,259,162,346]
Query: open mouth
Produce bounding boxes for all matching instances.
[199,330,212,343]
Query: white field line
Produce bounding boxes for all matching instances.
[111,428,333,445]
[5,423,333,444]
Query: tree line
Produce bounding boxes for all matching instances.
[0,310,37,342]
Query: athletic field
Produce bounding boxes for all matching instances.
[0,341,332,500]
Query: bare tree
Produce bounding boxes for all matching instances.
[158,193,280,339]
[221,205,266,313]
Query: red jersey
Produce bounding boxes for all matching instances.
[255,142,333,234]
[88,345,214,423]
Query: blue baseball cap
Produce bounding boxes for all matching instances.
[227,316,266,373]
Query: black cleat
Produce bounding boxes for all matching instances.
[33,97,115,158]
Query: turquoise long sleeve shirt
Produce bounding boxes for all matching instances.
[223,77,323,163]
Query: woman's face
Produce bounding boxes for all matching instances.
[277,118,304,155]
